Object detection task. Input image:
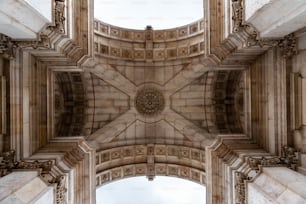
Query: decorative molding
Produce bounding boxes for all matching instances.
[54,0,66,34]
[51,175,67,204]
[232,0,298,55]
[231,0,278,48]
[15,160,53,172]
[247,145,299,171]
[17,34,51,49]
[232,0,243,33]
[96,144,206,186]
[281,145,300,170]
[147,144,155,181]
[278,34,298,57]
[94,19,204,41]
[0,0,66,56]
[235,171,251,204]
[94,19,205,61]
[0,150,16,177]
[233,146,299,204]
[96,163,205,187]
[247,156,281,171]
[0,34,17,58]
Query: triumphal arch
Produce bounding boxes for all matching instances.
[1,0,306,203]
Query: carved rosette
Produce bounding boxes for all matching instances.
[135,88,165,116]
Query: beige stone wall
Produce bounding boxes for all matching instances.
[250,47,287,154]
[83,72,130,135]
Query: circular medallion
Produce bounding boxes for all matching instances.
[135,88,165,116]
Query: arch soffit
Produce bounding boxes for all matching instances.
[96,144,206,187]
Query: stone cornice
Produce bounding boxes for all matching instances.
[0,150,67,204]
[205,0,298,66]
[0,0,94,67]
[233,146,300,204]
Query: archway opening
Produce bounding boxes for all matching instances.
[96,176,206,204]
[94,0,204,29]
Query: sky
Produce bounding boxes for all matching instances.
[96,176,206,204]
[94,0,203,29]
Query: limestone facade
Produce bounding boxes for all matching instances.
[1,0,306,203]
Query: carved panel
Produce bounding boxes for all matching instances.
[96,145,206,185]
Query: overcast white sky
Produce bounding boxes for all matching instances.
[94,0,203,29]
[96,176,206,204]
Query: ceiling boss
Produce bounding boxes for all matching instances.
[135,88,165,116]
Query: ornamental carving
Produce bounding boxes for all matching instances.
[232,0,243,33]
[247,145,299,171]
[50,175,67,204]
[0,150,67,204]
[278,34,297,57]
[0,34,17,58]
[135,88,165,116]
[231,0,278,48]
[0,150,16,177]
[235,171,250,204]
[281,145,299,170]
[247,156,282,171]
[54,0,66,33]
[0,0,66,57]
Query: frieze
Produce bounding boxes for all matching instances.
[94,19,204,41]
[96,145,206,186]
[96,163,205,186]
[247,145,299,171]
[247,156,281,171]
[96,145,205,166]
[95,41,205,60]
